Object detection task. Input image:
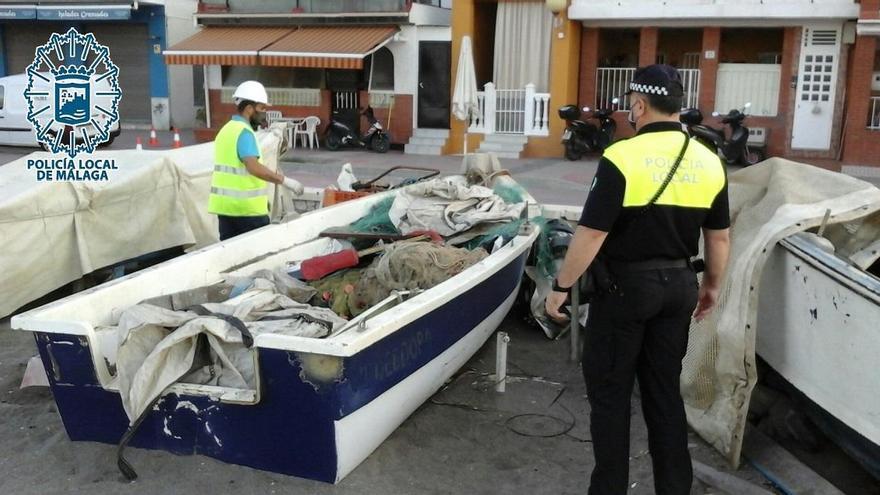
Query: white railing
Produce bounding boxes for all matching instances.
[335,91,359,110]
[467,82,550,136]
[679,69,701,109]
[597,67,636,111]
[469,90,487,132]
[715,63,781,116]
[221,87,321,107]
[869,97,880,130]
[525,83,551,136]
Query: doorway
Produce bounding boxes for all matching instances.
[417,41,450,129]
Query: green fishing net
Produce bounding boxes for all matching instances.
[461,216,557,280]
[492,182,526,204]
[348,196,399,235]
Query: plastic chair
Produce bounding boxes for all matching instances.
[265,110,283,125]
[292,116,321,149]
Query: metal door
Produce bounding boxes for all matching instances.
[418,41,450,129]
[4,23,58,74]
[85,23,151,124]
[791,26,841,150]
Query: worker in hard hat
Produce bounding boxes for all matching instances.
[208,80,305,241]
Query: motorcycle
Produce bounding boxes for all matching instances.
[679,102,764,166]
[559,98,619,161]
[324,106,391,153]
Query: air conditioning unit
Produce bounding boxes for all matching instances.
[872,72,880,92]
[748,127,768,145]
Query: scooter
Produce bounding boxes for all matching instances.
[324,106,391,153]
[559,98,619,161]
[679,102,764,166]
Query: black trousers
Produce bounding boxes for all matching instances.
[583,266,698,495]
[218,215,269,241]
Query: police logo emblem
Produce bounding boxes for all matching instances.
[24,27,121,158]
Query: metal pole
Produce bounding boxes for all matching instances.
[495,331,510,393]
[202,65,211,128]
[570,276,580,363]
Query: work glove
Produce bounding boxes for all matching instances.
[282,177,304,195]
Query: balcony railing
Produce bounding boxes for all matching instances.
[869,97,880,130]
[596,67,701,110]
[468,83,550,137]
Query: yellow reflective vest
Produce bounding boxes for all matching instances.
[603,131,726,209]
[207,119,268,217]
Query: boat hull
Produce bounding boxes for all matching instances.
[757,233,880,479]
[32,248,527,483]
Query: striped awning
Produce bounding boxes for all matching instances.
[260,26,398,69]
[163,27,292,66]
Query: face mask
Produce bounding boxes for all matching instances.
[627,100,639,130]
[250,110,267,130]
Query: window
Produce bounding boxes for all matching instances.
[364,47,394,91]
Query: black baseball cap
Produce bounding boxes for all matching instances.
[625,64,684,97]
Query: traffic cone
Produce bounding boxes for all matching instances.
[148,127,159,146]
[172,128,182,148]
[135,136,143,151]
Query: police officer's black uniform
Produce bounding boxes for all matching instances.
[577,66,730,495]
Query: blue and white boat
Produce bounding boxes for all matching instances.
[11,176,539,483]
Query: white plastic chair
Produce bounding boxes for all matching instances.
[265,110,283,125]
[292,116,321,149]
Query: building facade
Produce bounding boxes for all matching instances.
[449,0,880,167]
[0,0,200,130]
[164,0,451,147]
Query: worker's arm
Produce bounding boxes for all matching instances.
[694,227,730,321]
[544,226,608,320]
[242,156,283,184]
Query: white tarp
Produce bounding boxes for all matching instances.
[116,268,346,422]
[682,158,880,466]
[388,176,525,237]
[0,125,288,318]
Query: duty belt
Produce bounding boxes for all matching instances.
[607,258,690,273]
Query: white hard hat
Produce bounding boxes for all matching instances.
[232,80,270,106]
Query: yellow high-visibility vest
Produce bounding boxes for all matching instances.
[207,119,268,217]
[603,131,726,209]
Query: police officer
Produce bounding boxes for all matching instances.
[545,64,730,495]
[208,80,305,241]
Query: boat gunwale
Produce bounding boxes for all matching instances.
[780,233,880,304]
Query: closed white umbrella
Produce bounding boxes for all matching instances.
[452,35,480,156]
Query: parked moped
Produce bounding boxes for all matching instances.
[680,102,765,166]
[559,98,619,161]
[324,106,390,153]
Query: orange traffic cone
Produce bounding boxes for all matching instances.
[172,128,182,148]
[148,127,159,146]
[135,136,143,151]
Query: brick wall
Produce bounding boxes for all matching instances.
[842,35,880,166]
[207,90,415,146]
[360,92,414,145]
[208,89,332,136]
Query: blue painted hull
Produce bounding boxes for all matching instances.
[35,248,528,482]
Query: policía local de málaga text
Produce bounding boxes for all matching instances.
[27,157,118,181]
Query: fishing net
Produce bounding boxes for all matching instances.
[348,196,399,235]
[307,268,367,318]
[347,243,488,316]
[461,217,557,280]
[492,182,526,204]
